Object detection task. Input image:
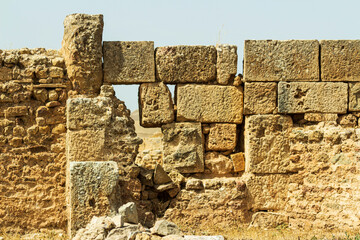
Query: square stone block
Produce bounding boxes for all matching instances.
[103,41,155,84]
[349,83,360,111]
[321,40,360,81]
[69,161,119,234]
[216,44,237,85]
[162,122,204,173]
[176,84,243,123]
[67,129,106,162]
[278,82,348,114]
[244,40,319,82]
[139,82,174,127]
[206,124,237,151]
[245,115,296,174]
[67,97,112,130]
[244,82,277,114]
[155,46,216,83]
[230,152,245,172]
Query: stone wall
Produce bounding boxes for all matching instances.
[2,14,360,236]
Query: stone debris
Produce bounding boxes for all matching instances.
[118,202,139,224]
[151,220,181,236]
[248,212,289,229]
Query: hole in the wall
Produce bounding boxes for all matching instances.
[89,198,95,207]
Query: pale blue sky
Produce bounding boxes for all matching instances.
[1,0,359,111]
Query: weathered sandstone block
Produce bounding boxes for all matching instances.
[230,152,245,172]
[155,46,216,83]
[69,161,119,234]
[103,41,155,84]
[67,97,112,130]
[245,115,296,173]
[216,44,237,85]
[0,67,12,81]
[139,82,174,127]
[349,83,360,111]
[162,122,204,173]
[4,106,28,118]
[61,14,103,94]
[278,82,348,113]
[249,212,289,229]
[304,113,338,122]
[176,85,243,123]
[206,124,237,151]
[67,129,106,162]
[204,152,233,174]
[321,40,360,81]
[244,82,277,114]
[244,40,319,81]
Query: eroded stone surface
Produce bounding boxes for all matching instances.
[162,122,204,173]
[244,40,319,81]
[278,82,348,114]
[216,44,237,85]
[321,40,360,81]
[176,85,243,123]
[61,14,103,94]
[230,152,245,172]
[139,82,174,127]
[155,46,216,83]
[103,41,155,84]
[206,124,237,151]
[244,82,277,114]
[204,152,233,174]
[245,115,296,173]
[349,82,360,111]
[249,212,289,229]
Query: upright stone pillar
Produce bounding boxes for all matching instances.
[61,13,104,95]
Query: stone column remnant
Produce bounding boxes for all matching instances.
[61,14,104,95]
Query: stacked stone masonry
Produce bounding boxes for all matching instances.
[2,13,360,238]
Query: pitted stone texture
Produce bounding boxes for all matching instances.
[103,41,155,84]
[69,161,119,235]
[249,212,289,229]
[216,44,237,85]
[139,82,174,127]
[278,82,348,114]
[245,115,297,173]
[162,122,204,173]
[67,97,113,130]
[67,129,106,162]
[176,85,243,123]
[304,113,338,122]
[204,152,233,174]
[61,14,103,94]
[349,83,360,111]
[206,124,237,151]
[244,40,319,82]
[244,82,277,114]
[321,40,360,81]
[155,46,216,83]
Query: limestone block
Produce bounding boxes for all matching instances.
[244,82,277,114]
[216,44,237,85]
[69,161,119,234]
[249,212,289,229]
[204,152,233,174]
[61,14,103,94]
[278,82,348,114]
[162,122,204,173]
[245,174,291,211]
[67,129,106,162]
[103,41,155,84]
[321,40,360,81]
[155,46,216,83]
[206,124,237,151]
[139,82,174,127]
[349,83,360,111]
[67,97,112,130]
[244,40,319,81]
[230,152,245,172]
[176,85,243,123]
[5,106,28,118]
[118,202,138,224]
[151,220,181,236]
[245,115,296,173]
[304,113,338,122]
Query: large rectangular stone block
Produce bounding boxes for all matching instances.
[155,46,216,83]
[139,82,174,127]
[278,82,348,114]
[245,115,297,173]
[216,44,237,85]
[103,41,155,84]
[244,82,277,114]
[244,40,319,82]
[321,40,360,81]
[162,122,204,173]
[68,161,119,235]
[176,85,243,123]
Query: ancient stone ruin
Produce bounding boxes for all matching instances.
[1,13,360,238]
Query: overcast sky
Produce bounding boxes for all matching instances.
[1,0,359,111]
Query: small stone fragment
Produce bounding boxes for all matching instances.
[154,164,172,185]
[185,179,204,190]
[249,212,289,229]
[118,202,139,224]
[338,114,357,127]
[151,220,181,236]
[204,152,233,174]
